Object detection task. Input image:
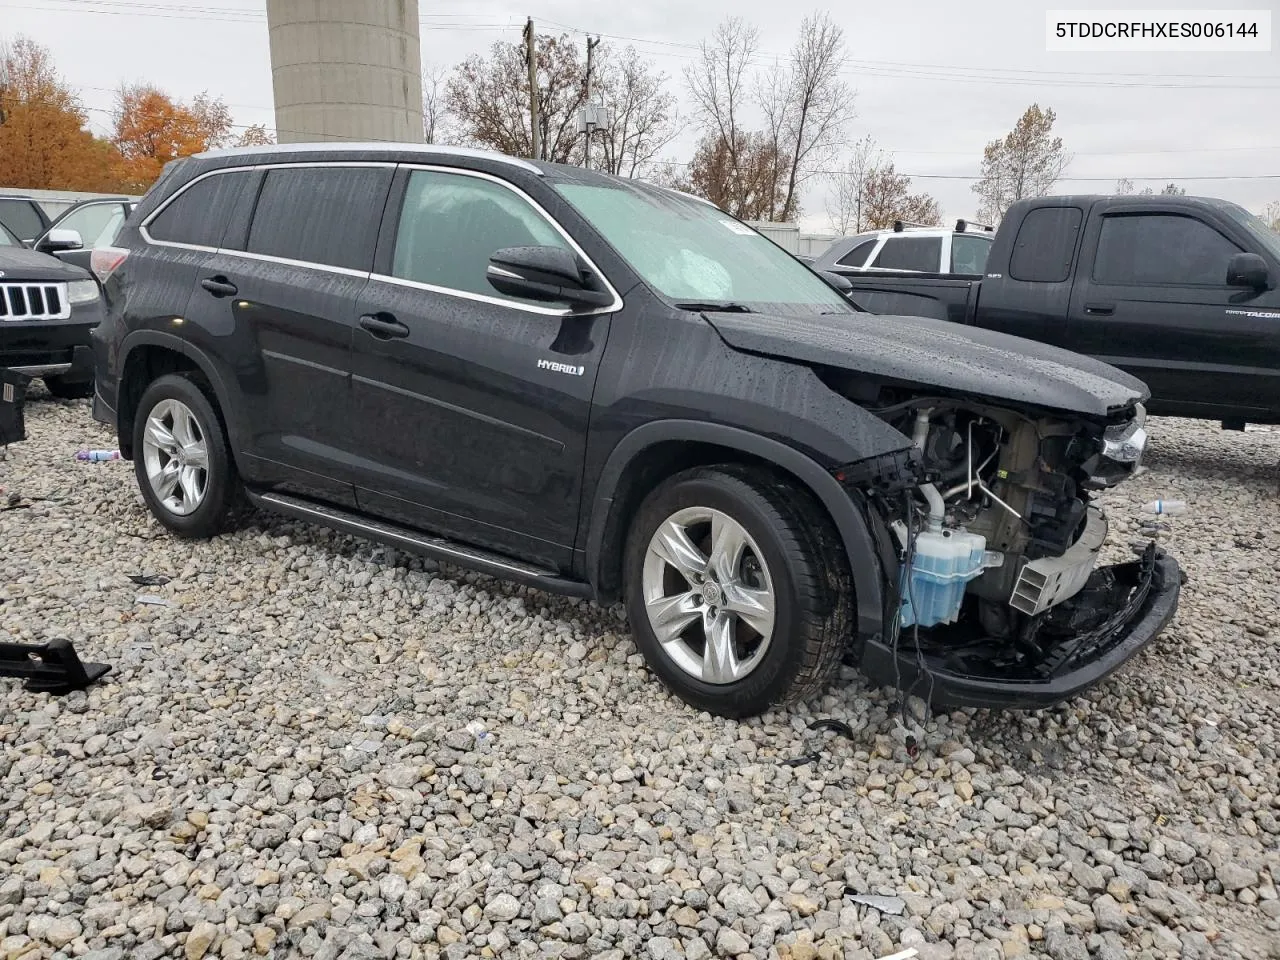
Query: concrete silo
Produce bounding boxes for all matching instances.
[265,0,424,144]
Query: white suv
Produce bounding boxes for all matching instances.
[813,220,994,277]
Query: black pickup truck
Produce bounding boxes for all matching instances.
[834,195,1280,426]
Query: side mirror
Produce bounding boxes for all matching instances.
[819,269,853,294]
[486,245,613,308]
[1226,252,1269,291]
[38,228,84,254]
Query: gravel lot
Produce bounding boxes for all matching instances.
[1,388,1278,960]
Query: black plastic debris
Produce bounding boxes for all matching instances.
[782,718,857,767]
[128,574,172,587]
[0,638,111,695]
[0,369,29,447]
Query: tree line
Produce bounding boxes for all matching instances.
[4,27,1279,235]
[0,36,271,195]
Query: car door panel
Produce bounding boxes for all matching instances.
[1067,207,1274,416]
[349,166,614,570]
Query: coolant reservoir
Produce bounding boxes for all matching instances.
[899,528,988,628]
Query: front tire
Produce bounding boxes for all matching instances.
[623,466,852,718]
[132,373,236,539]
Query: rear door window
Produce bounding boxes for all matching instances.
[47,202,127,248]
[871,236,941,272]
[246,165,392,272]
[147,170,256,248]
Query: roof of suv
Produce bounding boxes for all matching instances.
[195,142,548,175]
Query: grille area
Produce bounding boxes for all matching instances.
[0,282,70,321]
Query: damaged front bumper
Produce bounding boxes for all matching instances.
[859,544,1181,710]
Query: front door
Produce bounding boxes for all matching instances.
[349,166,617,570]
[1068,209,1277,418]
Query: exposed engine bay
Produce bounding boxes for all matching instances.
[837,391,1162,698]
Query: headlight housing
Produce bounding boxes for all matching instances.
[67,279,100,305]
[1082,404,1148,489]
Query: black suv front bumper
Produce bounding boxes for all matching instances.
[0,316,99,383]
[859,547,1181,710]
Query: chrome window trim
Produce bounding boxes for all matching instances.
[367,163,623,318]
[138,160,621,309]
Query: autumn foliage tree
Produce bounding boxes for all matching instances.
[972,104,1070,223]
[826,136,939,233]
[667,131,786,221]
[0,36,121,191]
[111,84,233,190]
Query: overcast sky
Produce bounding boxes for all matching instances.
[7,0,1279,231]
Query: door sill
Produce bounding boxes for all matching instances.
[246,490,594,599]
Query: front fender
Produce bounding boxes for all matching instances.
[585,419,892,642]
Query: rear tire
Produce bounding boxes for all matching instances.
[132,373,236,539]
[623,465,852,718]
[44,375,94,400]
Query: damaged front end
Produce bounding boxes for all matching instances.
[836,397,1181,709]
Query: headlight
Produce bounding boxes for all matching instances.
[67,279,100,305]
[1102,420,1147,464]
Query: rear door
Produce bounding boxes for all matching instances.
[37,200,133,273]
[348,165,619,569]
[1067,205,1269,416]
[183,162,394,505]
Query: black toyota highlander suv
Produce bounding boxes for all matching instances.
[0,219,103,398]
[91,143,1180,718]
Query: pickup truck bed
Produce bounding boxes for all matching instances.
[834,195,1280,425]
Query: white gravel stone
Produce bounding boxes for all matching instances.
[2,397,1278,960]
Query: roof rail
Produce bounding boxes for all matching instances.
[955,218,994,233]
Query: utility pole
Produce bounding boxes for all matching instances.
[582,35,600,170]
[523,17,540,160]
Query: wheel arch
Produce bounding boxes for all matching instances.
[116,331,241,465]
[584,420,886,641]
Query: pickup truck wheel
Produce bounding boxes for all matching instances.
[623,466,852,718]
[132,373,236,539]
[43,375,94,400]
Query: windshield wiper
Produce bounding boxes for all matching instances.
[672,300,754,313]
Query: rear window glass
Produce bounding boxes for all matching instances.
[247,166,391,271]
[1009,207,1082,283]
[0,199,46,240]
[148,171,254,248]
[836,239,876,267]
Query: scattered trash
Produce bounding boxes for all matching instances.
[846,892,907,915]
[135,595,173,607]
[76,449,121,462]
[782,718,856,767]
[466,719,491,741]
[128,574,171,587]
[876,950,917,960]
[1141,499,1186,516]
[361,714,391,728]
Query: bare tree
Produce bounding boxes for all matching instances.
[972,104,1070,223]
[446,33,587,162]
[668,132,786,220]
[773,13,854,221]
[685,18,758,210]
[1262,200,1280,232]
[1160,182,1186,195]
[594,46,678,178]
[1114,177,1134,195]
[422,62,451,144]
[825,134,881,234]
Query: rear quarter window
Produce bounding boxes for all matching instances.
[147,170,256,248]
[871,236,940,272]
[1009,207,1083,283]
